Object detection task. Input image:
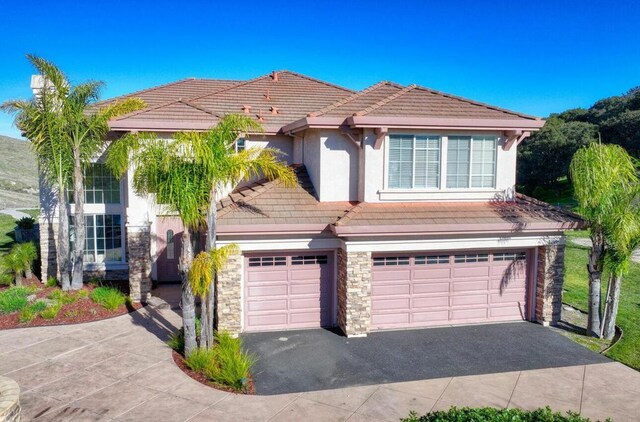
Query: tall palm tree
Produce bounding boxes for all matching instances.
[570,143,638,337]
[2,55,144,290]
[107,114,296,355]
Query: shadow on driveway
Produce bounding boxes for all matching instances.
[242,322,610,395]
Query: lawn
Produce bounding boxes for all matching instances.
[563,230,640,370]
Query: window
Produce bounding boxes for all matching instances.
[70,164,121,204]
[235,138,246,153]
[71,214,123,263]
[415,255,450,265]
[373,256,410,266]
[291,255,328,265]
[454,253,489,263]
[493,252,526,262]
[388,135,440,189]
[446,135,497,189]
[166,230,175,260]
[248,256,286,267]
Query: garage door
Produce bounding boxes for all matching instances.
[371,251,530,330]
[244,252,334,332]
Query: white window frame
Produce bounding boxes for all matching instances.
[445,134,498,190]
[82,214,125,264]
[386,134,441,190]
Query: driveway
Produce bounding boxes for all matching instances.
[242,322,610,395]
[0,286,637,421]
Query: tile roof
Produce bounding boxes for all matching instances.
[217,168,582,234]
[217,165,354,226]
[106,71,541,132]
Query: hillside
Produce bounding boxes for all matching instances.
[0,135,38,209]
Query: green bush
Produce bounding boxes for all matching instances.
[167,329,185,352]
[45,276,58,287]
[204,332,255,392]
[402,407,604,422]
[15,217,36,230]
[40,302,62,319]
[76,289,89,299]
[0,271,13,286]
[18,300,47,323]
[0,287,34,314]
[185,347,217,372]
[48,289,77,305]
[90,286,126,310]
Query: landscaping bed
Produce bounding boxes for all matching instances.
[0,278,142,329]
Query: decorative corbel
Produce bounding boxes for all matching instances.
[373,127,388,150]
[503,130,530,150]
[340,126,362,147]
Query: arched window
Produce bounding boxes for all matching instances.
[166,230,175,260]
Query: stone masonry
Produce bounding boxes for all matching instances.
[337,249,372,337]
[536,243,565,325]
[127,226,152,303]
[216,252,242,335]
[0,376,20,422]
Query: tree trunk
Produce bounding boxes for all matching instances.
[14,272,23,287]
[204,188,217,343]
[586,229,605,337]
[71,148,85,290]
[57,183,71,291]
[603,273,622,340]
[25,267,33,280]
[180,227,197,357]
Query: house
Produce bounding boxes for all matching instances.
[38,70,581,337]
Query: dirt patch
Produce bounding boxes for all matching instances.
[171,349,255,395]
[0,278,143,330]
[552,304,612,353]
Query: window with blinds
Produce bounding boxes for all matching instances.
[446,135,497,189]
[388,134,440,189]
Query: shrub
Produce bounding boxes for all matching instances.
[76,289,89,299]
[64,309,80,318]
[11,242,38,279]
[203,332,255,392]
[167,329,185,352]
[40,303,62,319]
[90,286,126,310]
[185,347,217,373]
[45,276,58,287]
[402,407,602,422]
[87,276,103,286]
[48,289,77,305]
[15,217,36,230]
[18,300,47,323]
[0,287,33,314]
[0,271,12,286]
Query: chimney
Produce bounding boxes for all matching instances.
[30,75,45,96]
[271,71,279,82]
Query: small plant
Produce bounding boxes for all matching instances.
[45,276,58,287]
[185,347,217,373]
[0,270,12,286]
[18,300,47,323]
[64,309,80,318]
[401,407,602,422]
[1,249,25,286]
[76,289,89,299]
[90,286,126,310]
[204,332,256,392]
[87,276,103,286]
[15,216,36,230]
[48,289,77,305]
[167,329,185,352]
[0,287,34,314]
[40,303,62,319]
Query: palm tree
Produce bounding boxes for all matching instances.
[14,242,38,279]
[2,248,25,286]
[570,143,638,337]
[2,55,144,290]
[107,114,296,355]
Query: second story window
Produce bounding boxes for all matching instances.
[69,164,121,204]
[235,138,246,153]
[446,135,497,189]
[388,135,441,189]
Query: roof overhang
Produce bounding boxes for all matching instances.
[332,221,583,237]
[217,223,331,236]
[282,117,347,134]
[109,119,282,135]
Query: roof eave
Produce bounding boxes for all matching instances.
[282,117,350,134]
[217,223,331,236]
[347,116,545,131]
[109,119,282,135]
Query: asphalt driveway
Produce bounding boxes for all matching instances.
[242,322,610,395]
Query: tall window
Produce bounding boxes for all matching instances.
[446,135,496,188]
[388,135,440,189]
[71,214,123,263]
[70,164,121,204]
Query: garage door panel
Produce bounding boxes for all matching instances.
[247,313,288,328]
[290,297,321,310]
[289,268,322,281]
[289,312,321,325]
[247,285,288,298]
[289,283,320,295]
[373,284,411,296]
[372,250,530,330]
[412,296,449,308]
[247,299,288,312]
[247,270,288,282]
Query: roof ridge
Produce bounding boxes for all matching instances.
[308,81,395,117]
[279,70,355,94]
[111,98,185,121]
[186,74,272,104]
[334,202,366,226]
[179,99,222,118]
[354,84,417,116]
[412,85,540,120]
[93,78,196,108]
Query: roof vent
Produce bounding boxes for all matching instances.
[264,89,271,100]
[270,106,279,115]
[257,109,265,122]
[271,71,279,81]
[242,104,251,114]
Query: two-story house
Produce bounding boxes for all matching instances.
[38,71,581,337]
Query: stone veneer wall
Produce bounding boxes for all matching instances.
[39,218,58,281]
[337,249,372,337]
[216,253,242,335]
[127,227,152,303]
[536,243,565,325]
[0,376,20,422]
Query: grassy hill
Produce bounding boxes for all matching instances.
[0,135,38,209]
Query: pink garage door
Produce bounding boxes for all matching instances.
[371,251,530,330]
[244,252,334,332]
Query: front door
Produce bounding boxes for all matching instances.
[156,217,183,283]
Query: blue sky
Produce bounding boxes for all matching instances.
[1,0,639,138]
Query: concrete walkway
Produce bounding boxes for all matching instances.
[0,208,31,219]
[570,237,640,263]
[0,289,638,421]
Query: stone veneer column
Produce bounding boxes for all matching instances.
[337,249,372,337]
[127,225,151,303]
[536,243,565,326]
[216,252,242,335]
[38,217,58,281]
